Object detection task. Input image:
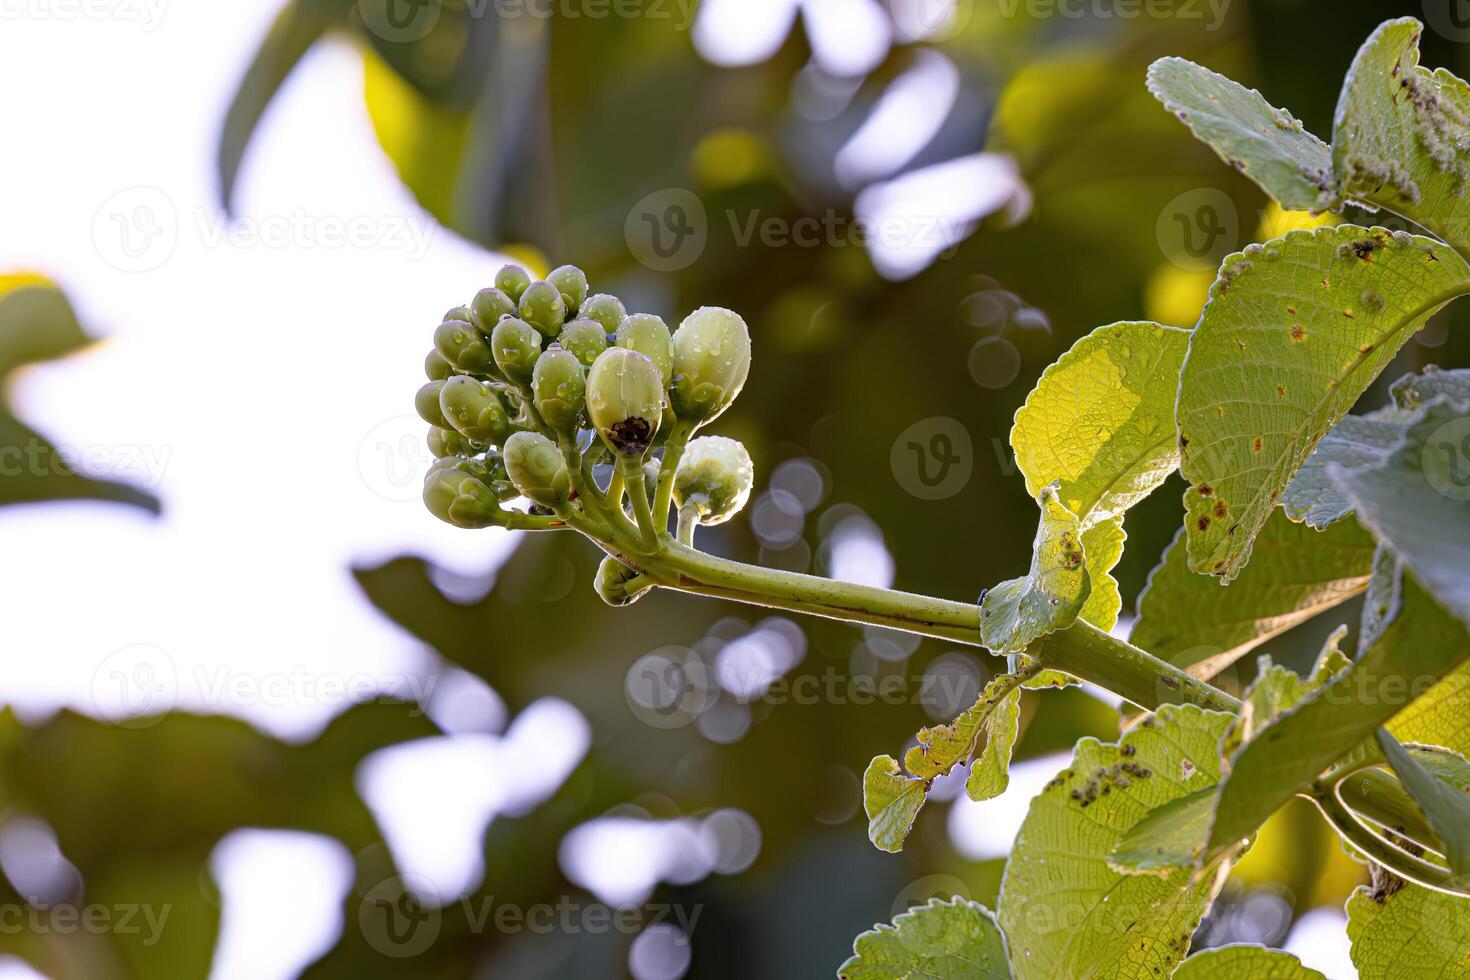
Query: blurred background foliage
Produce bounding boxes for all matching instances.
[4,0,1469,976]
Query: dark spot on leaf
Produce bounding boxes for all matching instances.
[1213,501,1228,519]
[1290,323,1307,342]
[1197,483,1213,498]
[1196,515,1211,532]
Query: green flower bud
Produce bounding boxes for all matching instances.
[670,307,751,425]
[491,316,543,383]
[531,345,586,434]
[674,436,754,525]
[444,304,475,324]
[494,264,532,303]
[440,376,511,445]
[594,555,651,607]
[471,287,516,328]
[427,425,481,458]
[558,318,609,367]
[415,381,450,428]
[518,280,566,338]
[503,430,571,508]
[547,264,589,313]
[423,457,503,529]
[616,313,673,386]
[425,350,453,381]
[586,347,664,456]
[435,318,495,374]
[580,293,626,335]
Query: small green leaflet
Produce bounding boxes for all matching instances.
[1172,945,1326,980]
[1010,320,1191,527]
[1207,573,1470,853]
[1176,224,1470,582]
[864,673,1030,852]
[1131,512,1374,678]
[1330,397,1470,628]
[980,485,1090,656]
[1147,57,1336,212]
[838,897,1012,980]
[997,705,1234,980]
[1376,732,1470,882]
[1333,17,1470,252]
[1346,883,1470,979]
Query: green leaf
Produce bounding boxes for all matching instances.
[863,672,1031,851]
[1079,517,1126,631]
[838,897,1012,980]
[1132,512,1375,677]
[997,704,1234,980]
[980,485,1090,655]
[1176,224,1470,581]
[1207,573,1470,853]
[1392,366,1470,409]
[1147,57,1335,212]
[1173,945,1326,979]
[1010,320,1191,527]
[1333,17,1470,252]
[1330,397,1470,628]
[1346,883,1470,979]
[862,755,927,854]
[1282,411,1414,528]
[966,689,1021,803]
[1107,787,1216,874]
[1377,732,1470,880]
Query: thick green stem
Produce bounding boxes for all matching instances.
[620,455,659,550]
[654,421,693,530]
[676,504,698,546]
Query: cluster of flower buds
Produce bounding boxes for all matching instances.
[417,262,757,604]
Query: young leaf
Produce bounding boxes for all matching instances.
[865,672,1033,851]
[1346,882,1470,979]
[1376,731,1470,880]
[1078,517,1126,631]
[1176,224,1470,581]
[980,485,1091,655]
[1108,787,1216,874]
[1010,320,1191,527]
[1207,574,1470,853]
[838,897,1012,980]
[862,755,927,854]
[1333,17,1470,252]
[1330,397,1470,628]
[1132,512,1375,677]
[1147,57,1336,213]
[966,689,1021,802]
[997,705,1234,980]
[1172,944,1326,979]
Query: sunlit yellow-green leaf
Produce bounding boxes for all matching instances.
[980,485,1090,655]
[839,897,1012,980]
[1346,882,1470,979]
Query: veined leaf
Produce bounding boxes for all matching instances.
[1330,397,1470,628]
[1176,224,1470,581]
[1173,945,1326,979]
[1333,17,1470,252]
[1147,57,1336,212]
[1011,320,1191,527]
[1132,512,1375,677]
[862,755,927,854]
[1282,411,1414,528]
[1346,883,1470,979]
[864,672,1031,851]
[838,897,1012,980]
[1079,517,1126,631]
[966,689,1021,803]
[980,485,1090,655]
[1392,366,1470,408]
[997,705,1233,980]
[1207,573,1470,853]
[1377,732,1470,880]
